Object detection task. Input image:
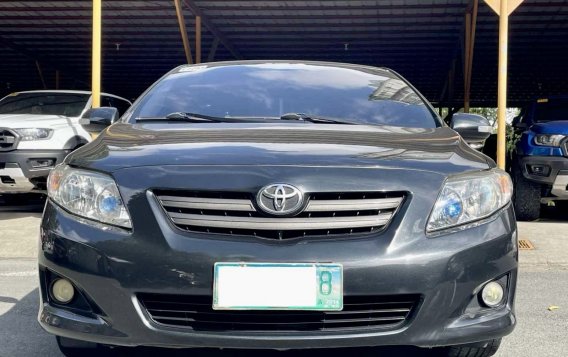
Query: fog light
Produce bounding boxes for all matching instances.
[30,159,55,169]
[51,279,75,304]
[481,281,504,307]
[529,164,550,177]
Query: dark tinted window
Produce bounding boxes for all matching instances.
[534,98,568,122]
[0,92,89,117]
[111,98,132,116]
[133,64,440,128]
[101,96,114,108]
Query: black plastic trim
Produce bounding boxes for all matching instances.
[0,149,71,178]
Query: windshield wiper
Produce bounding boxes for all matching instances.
[136,112,226,123]
[280,113,356,125]
[136,112,279,123]
[136,112,357,124]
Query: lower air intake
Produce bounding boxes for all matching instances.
[138,293,420,332]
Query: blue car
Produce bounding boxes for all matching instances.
[511,96,568,220]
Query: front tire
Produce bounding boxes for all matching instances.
[513,165,541,221]
[444,338,502,357]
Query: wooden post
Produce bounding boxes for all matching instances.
[468,0,478,104]
[195,16,202,64]
[485,0,523,169]
[35,60,47,89]
[496,0,509,169]
[448,59,456,105]
[464,12,471,113]
[174,0,193,64]
[92,0,102,108]
[464,0,479,113]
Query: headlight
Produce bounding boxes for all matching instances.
[14,128,53,141]
[427,169,512,233]
[47,165,132,228]
[534,134,566,147]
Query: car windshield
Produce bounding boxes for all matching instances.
[132,63,441,128]
[534,98,568,122]
[0,92,89,117]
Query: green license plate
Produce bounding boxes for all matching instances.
[213,262,343,311]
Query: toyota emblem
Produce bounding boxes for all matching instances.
[257,184,304,216]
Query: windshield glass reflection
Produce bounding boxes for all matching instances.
[134,63,439,128]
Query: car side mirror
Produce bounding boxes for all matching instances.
[79,107,119,134]
[513,121,527,130]
[450,113,493,150]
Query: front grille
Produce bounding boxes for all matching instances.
[138,293,420,332]
[0,129,17,151]
[155,190,405,240]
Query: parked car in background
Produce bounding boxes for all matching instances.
[0,90,131,193]
[510,96,568,220]
[39,61,516,357]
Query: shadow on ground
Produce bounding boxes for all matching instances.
[0,193,46,214]
[539,202,568,222]
[0,289,444,357]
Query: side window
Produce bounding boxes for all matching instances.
[512,107,528,131]
[518,107,527,123]
[101,96,114,108]
[112,99,132,117]
[512,110,524,127]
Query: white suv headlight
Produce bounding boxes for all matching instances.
[427,169,513,233]
[47,165,132,228]
[14,128,53,141]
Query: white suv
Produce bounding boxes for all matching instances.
[0,90,131,193]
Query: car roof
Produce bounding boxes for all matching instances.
[534,95,568,101]
[12,90,131,103]
[172,60,394,76]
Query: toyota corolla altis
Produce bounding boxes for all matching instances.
[38,61,517,357]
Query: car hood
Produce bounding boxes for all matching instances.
[530,120,568,134]
[66,123,491,176]
[0,114,78,129]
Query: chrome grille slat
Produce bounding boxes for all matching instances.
[168,212,393,230]
[158,196,256,212]
[148,315,406,324]
[305,197,403,212]
[138,293,421,331]
[326,308,410,314]
[155,190,404,240]
[146,307,410,315]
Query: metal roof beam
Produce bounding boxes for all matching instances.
[0,36,84,87]
[174,0,194,64]
[197,3,466,11]
[181,0,242,60]
[464,0,479,112]
[207,37,220,62]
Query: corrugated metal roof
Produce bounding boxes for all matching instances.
[0,0,567,106]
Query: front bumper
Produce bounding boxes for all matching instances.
[520,155,568,199]
[520,155,568,185]
[0,149,70,192]
[38,200,518,350]
[551,172,568,199]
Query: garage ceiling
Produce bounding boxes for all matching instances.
[0,0,567,107]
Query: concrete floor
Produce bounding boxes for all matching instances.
[0,197,567,356]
